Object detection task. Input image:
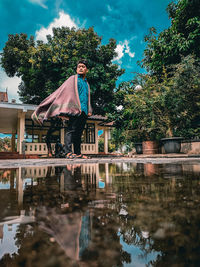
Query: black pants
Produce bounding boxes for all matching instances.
[65,112,87,155]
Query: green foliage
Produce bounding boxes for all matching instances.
[142,0,200,76]
[109,0,200,148]
[168,56,200,138]
[0,137,11,152]
[1,27,124,115]
[108,140,115,153]
[119,75,166,141]
[98,133,117,153]
[108,77,142,134]
[113,55,200,142]
[110,75,164,142]
[109,128,127,151]
[98,136,104,152]
[122,0,200,143]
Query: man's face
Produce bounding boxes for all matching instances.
[76,63,88,76]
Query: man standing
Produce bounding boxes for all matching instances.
[32,59,92,159]
[65,60,92,159]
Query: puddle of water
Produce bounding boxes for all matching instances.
[0,162,200,266]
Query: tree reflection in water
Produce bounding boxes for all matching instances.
[0,162,200,266]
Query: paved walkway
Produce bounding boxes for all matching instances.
[0,154,200,169]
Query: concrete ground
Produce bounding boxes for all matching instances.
[0,154,200,169]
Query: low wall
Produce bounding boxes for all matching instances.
[25,142,97,155]
[130,140,200,155]
[160,140,200,154]
[181,140,200,154]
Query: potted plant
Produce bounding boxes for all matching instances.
[125,76,165,154]
[117,129,144,155]
[161,137,183,153]
[134,142,143,154]
[126,129,144,154]
[112,57,200,154]
[114,74,165,155]
[158,57,200,153]
[134,57,200,154]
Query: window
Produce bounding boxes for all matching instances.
[83,123,95,144]
[25,118,61,143]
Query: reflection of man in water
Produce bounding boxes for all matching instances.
[40,165,91,261]
[63,165,82,191]
[62,165,91,259]
[55,139,65,158]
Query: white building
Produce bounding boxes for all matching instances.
[0,99,112,158]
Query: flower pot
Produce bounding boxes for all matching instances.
[142,141,158,154]
[134,143,143,154]
[161,137,183,153]
[144,163,159,176]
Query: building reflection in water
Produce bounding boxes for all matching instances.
[0,163,114,264]
[0,161,200,266]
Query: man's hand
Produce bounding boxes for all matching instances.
[88,113,92,117]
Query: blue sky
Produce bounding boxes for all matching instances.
[0,0,171,102]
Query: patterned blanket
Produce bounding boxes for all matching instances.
[31,74,92,125]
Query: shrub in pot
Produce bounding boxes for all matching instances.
[158,57,200,152]
[111,57,200,154]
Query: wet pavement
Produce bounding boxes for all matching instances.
[0,159,200,266]
[0,156,200,169]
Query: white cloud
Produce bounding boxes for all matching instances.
[113,40,135,62]
[0,67,21,103]
[113,43,125,62]
[124,40,135,58]
[29,0,48,9]
[35,10,78,42]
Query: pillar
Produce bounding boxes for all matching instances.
[60,128,65,145]
[104,128,108,154]
[17,111,26,154]
[10,169,15,190]
[16,167,23,206]
[105,162,109,185]
[39,131,42,142]
[11,131,16,152]
[60,172,64,193]
[95,163,100,185]
[95,123,99,154]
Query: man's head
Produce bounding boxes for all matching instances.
[76,59,88,77]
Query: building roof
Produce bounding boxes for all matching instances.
[0,102,108,120]
[98,121,115,127]
[0,102,37,133]
[0,102,37,111]
[88,114,108,121]
[0,102,113,133]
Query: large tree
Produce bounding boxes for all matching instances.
[0,27,124,115]
[109,0,200,150]
[142,0,200,76]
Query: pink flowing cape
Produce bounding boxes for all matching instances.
[31,74,92,125]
